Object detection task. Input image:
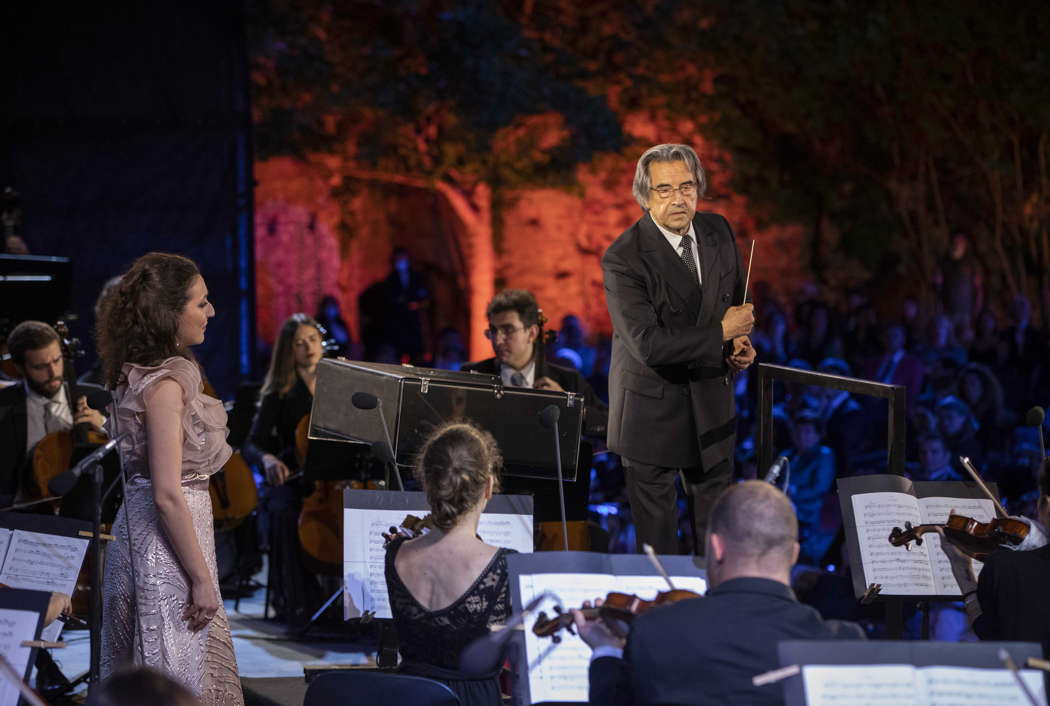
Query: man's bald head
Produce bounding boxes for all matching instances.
[707,481,798,580]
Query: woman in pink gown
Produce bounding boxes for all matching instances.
[97,252,242,705]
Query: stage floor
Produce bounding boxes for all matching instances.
[55,560,374,699]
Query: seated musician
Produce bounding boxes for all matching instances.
[461,289,607,539]
[940,458,1050,654]
[241,313,325,629]
[385,422,515,706]
[574,481,863,706]
[0,321,106,506]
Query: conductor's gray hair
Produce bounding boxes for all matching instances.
[632,143,708,209]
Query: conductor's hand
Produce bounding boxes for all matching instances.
[184,578,221,632]
[74,396,106,432]
[262,453,290,486]
[721,304,755,341]
[572,598,627,651]
[534,376,565,393]
[728,336,756,372]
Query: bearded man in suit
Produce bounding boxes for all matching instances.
[602,143,755,555]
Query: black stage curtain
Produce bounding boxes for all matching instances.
[1,2,254,396]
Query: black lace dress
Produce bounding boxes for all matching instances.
[385,536,516,706]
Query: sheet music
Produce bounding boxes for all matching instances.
[801,663,1046,706]
[0,530,87,594]
[0,609,39,706]
[851,492,935,595]
[802,664,919,705]
[343,508,533,619]
[519,572,707,704]
[916,497,995,595]
[920,666,1045,706]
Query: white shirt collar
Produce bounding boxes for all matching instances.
[500,358,536,387]
[651,212,696,247]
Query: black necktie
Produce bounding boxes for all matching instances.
[680,234,700,288]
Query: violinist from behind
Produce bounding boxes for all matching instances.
[0,320,107,505]
[573,481,861,706]
[939,459,1050,654]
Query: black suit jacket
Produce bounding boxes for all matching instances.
[589,577,864,706]
[0,383,29,499]
[974,544,1050,656]
[602,212,745,470]
[0,381,111,502]
[459,357,608,440]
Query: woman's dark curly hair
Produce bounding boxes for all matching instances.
[96,252,200,389]
[414,422,502,531]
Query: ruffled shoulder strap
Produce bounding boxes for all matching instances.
[120,356,201,412]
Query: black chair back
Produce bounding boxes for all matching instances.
[303,671,461,706]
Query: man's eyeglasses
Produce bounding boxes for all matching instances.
[650,181,697,199]
[484,325,525,340]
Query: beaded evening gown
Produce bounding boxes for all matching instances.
[101,356,243,705]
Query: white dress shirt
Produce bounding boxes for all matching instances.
[500,358,536,387]
[651,213,702,285]
[24,381,73,452]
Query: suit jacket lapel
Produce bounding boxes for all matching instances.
[695,214,723,326]
[638,214,702,313]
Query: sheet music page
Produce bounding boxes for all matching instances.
[0,609,40,706]
[916,497,995,595]
[343,508,533,620]
[801,664,919,705]
[0,531,87,594]
[518,572,706,704]
[0,529,11,570]
[851,492,936,595]
[919,665,1046,706]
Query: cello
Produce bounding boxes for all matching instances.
[200,377,258,530]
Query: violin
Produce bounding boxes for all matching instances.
[532,589,702,643]
[888,513,1030,561]
[382,513,436,546]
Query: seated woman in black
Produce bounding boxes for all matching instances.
[242,313,325,629]
[385,422,514,706]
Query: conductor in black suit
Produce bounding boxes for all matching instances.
[574,481,863,706]
[602,143,755,554]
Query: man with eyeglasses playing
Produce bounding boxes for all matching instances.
[602,143,756,556]
[462,289,607,548]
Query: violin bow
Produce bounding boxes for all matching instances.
[998,648,1039,706]
[642,543,676,591]
[959,456,1009,518]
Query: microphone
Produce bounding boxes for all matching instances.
[352,392,403,491]
[1026,406,1045,460]
[539,404,569,551]
[351,391,378,410]
[764,455,789,485]
[459,591,553,676]
[48,432,129,496]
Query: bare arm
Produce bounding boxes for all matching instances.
[145,378,219,631]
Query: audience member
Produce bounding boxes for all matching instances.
[913,434,963,482]
[915,314,968,369]
[574,481,863,706]
[784,410,837,565]
[969,308,1007,368]
[935,396,984,471]
[864,323,924,413]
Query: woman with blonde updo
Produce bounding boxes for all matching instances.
[384,422,514,706]
[97,253,242,705]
